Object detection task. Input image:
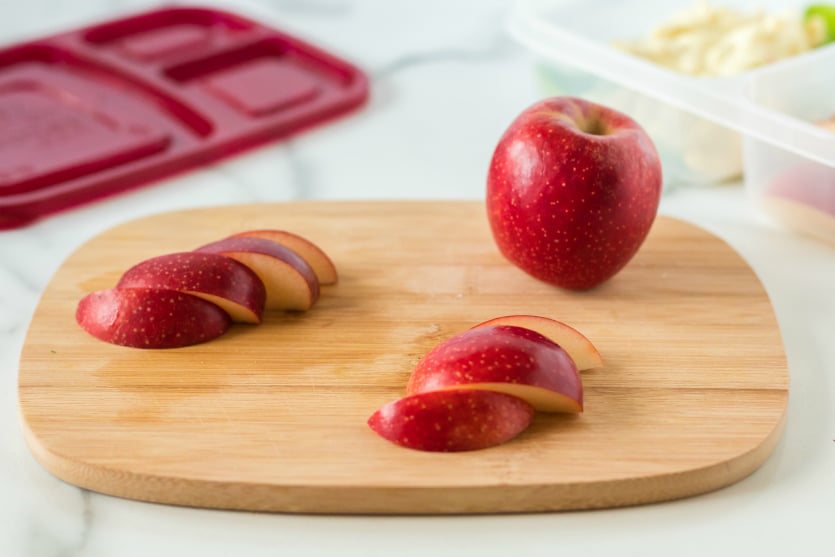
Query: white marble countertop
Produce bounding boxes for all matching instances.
[2,1,834,555]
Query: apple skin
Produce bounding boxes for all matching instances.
[486,96,662,290]
[368,389,535,452]
[761,162,835,243]
[819,115,835,132]
[765,162,835,216]
[229,229,338,285]
[195,236,320,311]
[116,252,266,324]
[406,325,583,413]
[471,315,602,371]
[76,287,231,348]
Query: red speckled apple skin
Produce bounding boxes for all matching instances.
[367,389,535,452]
[76,287,231,348]
[117,252,267,323]
[767,163,835,215]
[486,96,662,290]
[406,325,582,409]
[196,236,321,308]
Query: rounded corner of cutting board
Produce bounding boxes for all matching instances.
[17,202,790,514]
[18,413,90,492]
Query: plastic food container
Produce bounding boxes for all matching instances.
[0,6,368,230]
[510,0,835,244]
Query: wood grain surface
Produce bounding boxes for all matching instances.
[18,201,789,514]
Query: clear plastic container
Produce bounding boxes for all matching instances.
[510,0,835,244]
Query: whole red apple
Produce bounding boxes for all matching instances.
[486,96,662,290]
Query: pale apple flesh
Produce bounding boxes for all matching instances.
[487,96,662,290]
[76,287,231,348]
[195,236,320,311]
[116,252,266,324]
[471,315,603,371]
[229,229,338,285]
[423,383,581,413]
[762,162,835,244]
[406,325,583,413]
[367,388,535,452]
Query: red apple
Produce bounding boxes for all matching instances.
[116,252,266,324]
[406,325,583,413]
[761,163,835,243]
[486,96,662,290]
[195,236,320,311]
[76,287,231,348]
[229,229,338,285]
[817,114,835,132]
[471,315,602,370]
[368,389,534,452]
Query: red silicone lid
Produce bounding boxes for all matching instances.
[0,6,369,229]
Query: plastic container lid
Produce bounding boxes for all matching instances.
[509,0,835,169]
[0,6,369,230]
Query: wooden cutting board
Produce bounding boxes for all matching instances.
[18,201,788,514]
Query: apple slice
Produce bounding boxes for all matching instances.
[116,252,266,324]
[407,325,583,413]
[368,389,535,452]
[471,315,602,370]
[818,115,835,132]
[76,287,231,349]
[229,229,338,285]
[195,236,320,311]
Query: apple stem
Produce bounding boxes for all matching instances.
[582,116,608,136]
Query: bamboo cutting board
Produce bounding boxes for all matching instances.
[18,201,788,514]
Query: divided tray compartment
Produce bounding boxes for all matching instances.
[0,7,368,230]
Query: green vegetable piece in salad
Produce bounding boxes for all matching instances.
[805,4,835,44]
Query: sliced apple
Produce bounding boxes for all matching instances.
[368,389,535,452]
[229,229,338,285]
[763,162,835,244]
[471,315,602,370]
[195,236,320,311]
[76,287,231,349]
[818,115,835,132]
[116,252,266,324]
[406,325,583,413]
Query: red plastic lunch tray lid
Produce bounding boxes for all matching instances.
[0,6,369,229]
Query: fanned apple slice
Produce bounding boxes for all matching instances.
[229,229,338,285]
[407,325,583,413]
[368,389,535,452]
[471,315,603,370]
[196,237,320,311]
[76,287,231,349]
[116,252,266,324]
